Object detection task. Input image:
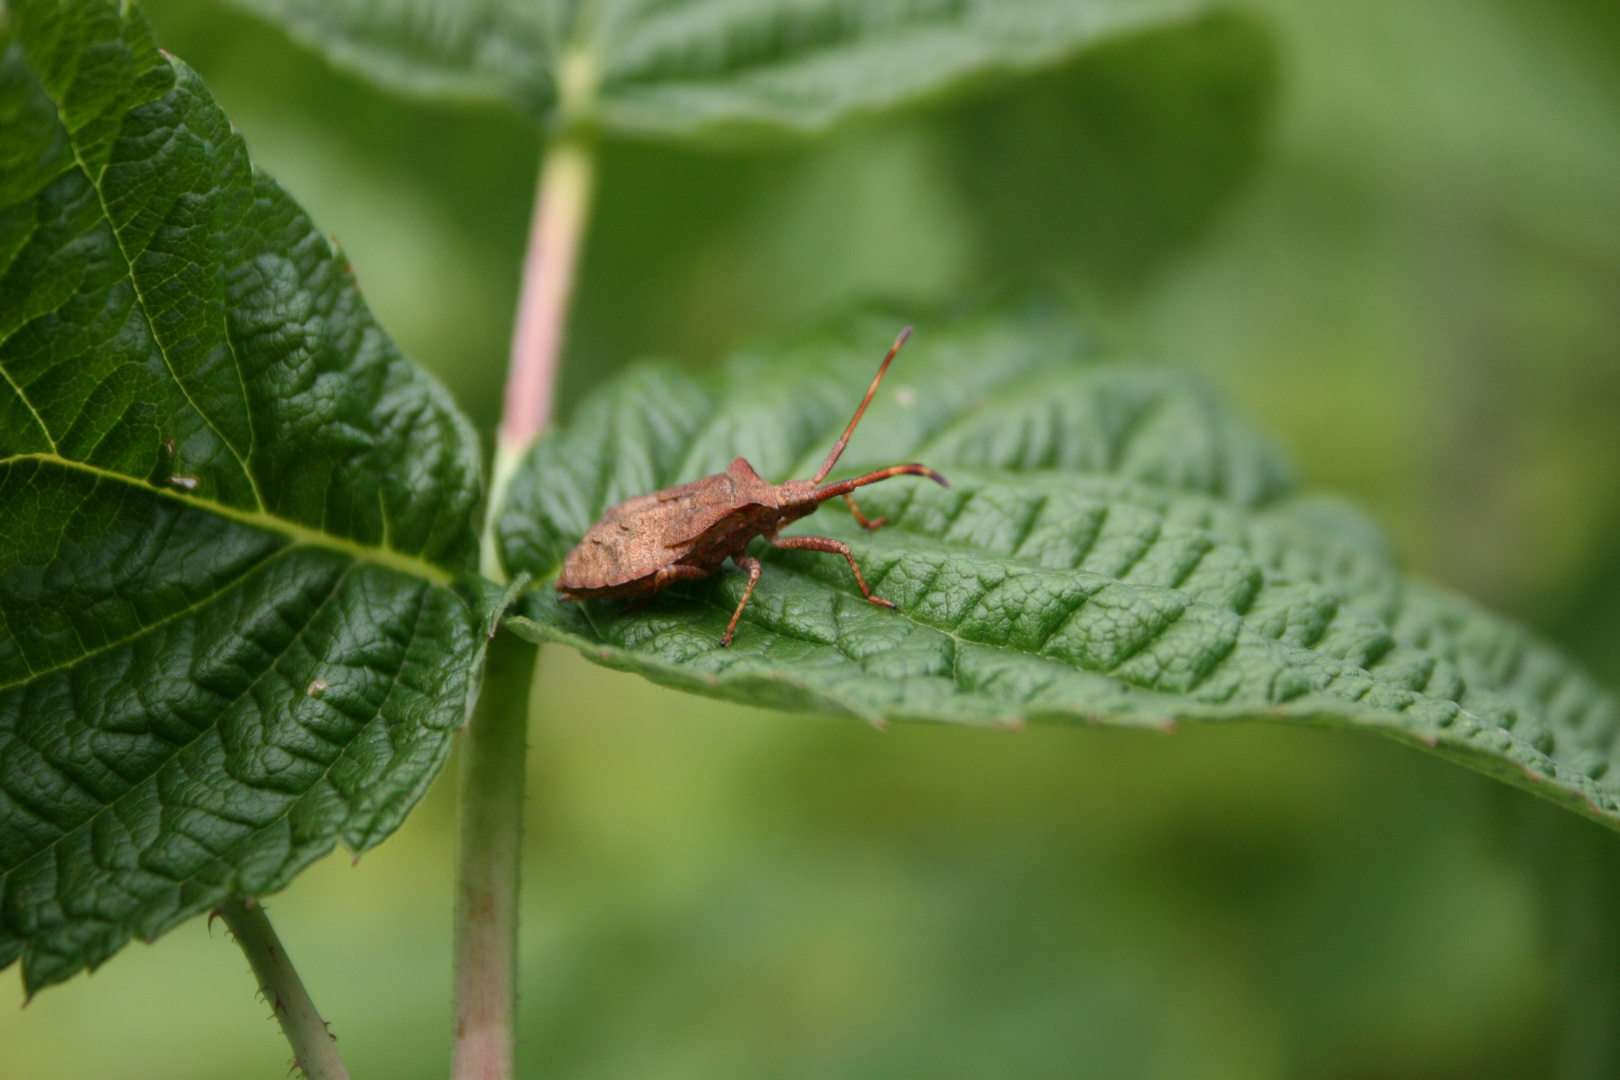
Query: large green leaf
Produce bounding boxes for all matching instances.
[500,307,1620,831]
[220,0,1213,136]
[0,0,489,993]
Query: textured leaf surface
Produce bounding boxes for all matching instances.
[223,0,1209,136]
[500,308,1620,832]
[0,0,487,992]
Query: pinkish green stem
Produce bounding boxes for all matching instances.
[457,48,598,1080]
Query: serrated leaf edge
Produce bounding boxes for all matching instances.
[508,592,1620,833]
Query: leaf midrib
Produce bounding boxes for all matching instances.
[3,452,454,585]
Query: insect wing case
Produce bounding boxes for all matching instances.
[557,459,774,595]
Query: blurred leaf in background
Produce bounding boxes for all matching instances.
[216,0,1213,136]
[3,0,1618,1078]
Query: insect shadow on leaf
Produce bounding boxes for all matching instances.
[555,327,949,646]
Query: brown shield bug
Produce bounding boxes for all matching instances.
[555,326,947,647]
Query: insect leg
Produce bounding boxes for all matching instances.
[843,493,887,531]
[720,556,764,648]
[653,563,710,588]
[767,534,896,610]
[618,564,708,613]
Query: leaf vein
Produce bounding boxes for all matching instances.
[5,561,353,891]
[0,452,453,585]
[54,85,264,510]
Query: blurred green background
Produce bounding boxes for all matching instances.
[6,0,1620,1076]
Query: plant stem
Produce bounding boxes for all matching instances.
[218,897,349,1080]
[452,629,540,1080]
[459,44,597,1080]
[481,127,596,584]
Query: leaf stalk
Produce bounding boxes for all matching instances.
[218,898,349,1080]
[482,126,597,583]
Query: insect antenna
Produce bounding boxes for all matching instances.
[815,463,948,501]
[811,325,913,485]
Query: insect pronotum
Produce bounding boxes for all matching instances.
[555,326,948,647]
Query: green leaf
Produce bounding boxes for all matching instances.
[221,0,1217,136]
[499,306,1620,833]
[0,0,488,993]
